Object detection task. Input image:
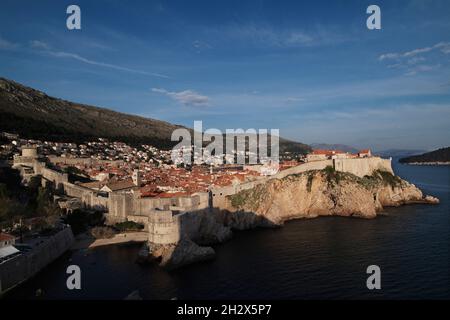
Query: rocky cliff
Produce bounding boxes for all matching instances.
[222,168,439,227]
[147,168,439,270]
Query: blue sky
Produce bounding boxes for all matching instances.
[0,0,449,150]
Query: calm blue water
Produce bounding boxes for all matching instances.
[6,160,450,299]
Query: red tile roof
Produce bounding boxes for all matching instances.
[0,233,15,242]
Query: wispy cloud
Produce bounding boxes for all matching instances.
[29,40,169,78]
[405,64,441,76]
[284,97,305,103]
[29,40,50,50]
[192,40,212,53]
[203,23,351,49]
[152,88,210,107]
[381,42,450,60]
[379,42,450,61]
[378,41,450,75]
[0,36,18,50]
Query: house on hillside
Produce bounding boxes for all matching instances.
[0,233,20,264]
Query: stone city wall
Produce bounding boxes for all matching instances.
[0,227,74,295]
[333,157,393,177]
[47,156,124,167]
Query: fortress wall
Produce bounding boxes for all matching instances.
[0,227,74,295]
[63,182,90,199]
[107,193,133,222]
[273,159,334,179]
[41,167,69,184]
[133,193,209,216]
[147,210,180,244]
[34,163,69,193]
[12,156,36,168]
[47,157,124,167]
[83,193,108,211]
[334,157,393,177]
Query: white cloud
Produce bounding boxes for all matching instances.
[405,64,441,76]
[207,23,350,48]
[407,56,426,65]
[192,40,212,53]
[379,41,450,61]
[45,50,169,78]
[29,40,50,50]
[24,38,169,78]
[284,97,305,103]
[152,88,210,107]
[379,41,450,75]
[0,36,17,50]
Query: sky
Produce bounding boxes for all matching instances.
[0,0,449,151]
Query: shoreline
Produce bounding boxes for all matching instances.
[403,162,450,166]
[71,232,147,250]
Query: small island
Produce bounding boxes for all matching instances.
[399,147,450,166]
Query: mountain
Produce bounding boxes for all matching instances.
[0,77,310,153]
[310,143,359,153]
[375,149,427,158]
[399,147,450,164]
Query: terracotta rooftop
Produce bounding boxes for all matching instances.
[0,233,15,242]
[103,179,136,192]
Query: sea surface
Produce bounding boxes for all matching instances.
[6,159,450,299]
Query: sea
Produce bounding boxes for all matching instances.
[5,158,450,299]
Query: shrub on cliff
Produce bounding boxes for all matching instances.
[323,165,342,185]
[90,226,116,239]
[228,185,267,211]
[359,170,402,191]
[63,209,104,235]
[114,221,144,232]
[370,170,402,190]
[306,172,314,192]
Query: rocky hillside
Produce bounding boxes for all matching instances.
[0,77,311,153]
[223,168,439,226]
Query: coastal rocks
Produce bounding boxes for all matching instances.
[223,169,439,226]
[375,181,439,206]
[424,195,440,204]
[149,239,215,270]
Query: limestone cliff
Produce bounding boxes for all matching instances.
[222,169,439,227]
[150,239,215,270]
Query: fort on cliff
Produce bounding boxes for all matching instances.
[12,146,393,247]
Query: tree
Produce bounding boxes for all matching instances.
[36,186,52,216]
[28,175,42,192]
[0,183,8,198]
